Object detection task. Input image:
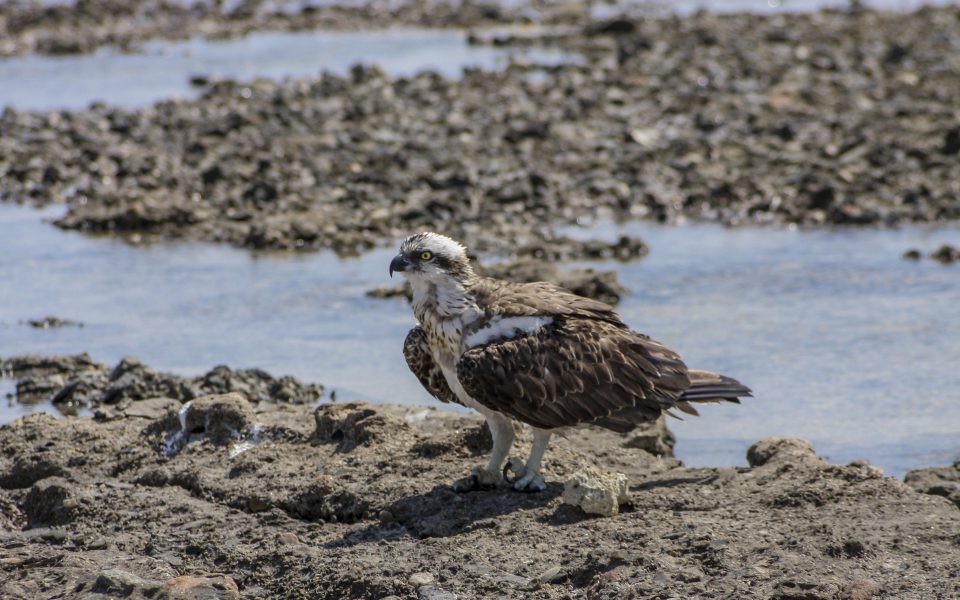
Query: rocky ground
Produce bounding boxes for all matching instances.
[902,243,960,264]
[1,355,959,599]
[2,6,959,257]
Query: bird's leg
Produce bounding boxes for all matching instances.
[503,428,551,492]
[452,411,515,492]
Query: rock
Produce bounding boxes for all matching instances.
[93,569,152,596]
[365,283,411,299]
[515,235,649,262]
[623,418,676,457]
[841,579,878,600]
[3,6,960,257]
[1,353,104,379]
[0,454,67,489]
[277,532,299,545]
[904,461,960,508]
[24,316,82,329]
[562,466,630,517]
[536,565,564,584]
[931,244,960,264]
[163,575,240,599]
[183,393,256,445]
[747,438,825,468]
[408,572,435,586]
[1,390,960,598]
[2,354,322,413]
[902,249,922,260]
[313,402,409,451]
[285,475,368,522]
[23,476,82,526]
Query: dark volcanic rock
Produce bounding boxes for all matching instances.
[0,354,322,412]
[902,244,960,264]
[1,397,959,599]
[905,461,960,508]
[23,477,85,527]
[313,401,411,452]
[182,393,256,445]
[931,244,960,264]
[23,316,83,329]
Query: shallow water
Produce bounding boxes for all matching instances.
[0,29,571,111]
[2,203,958,477]
[563,219,960,475]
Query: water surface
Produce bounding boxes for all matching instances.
[2,203,957,477]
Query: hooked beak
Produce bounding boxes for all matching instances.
[389,254,411,277]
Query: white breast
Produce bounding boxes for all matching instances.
[464,315,553,349]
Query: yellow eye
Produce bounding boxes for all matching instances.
[420,251,433,261]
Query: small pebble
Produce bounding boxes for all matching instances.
[409,572,435,586]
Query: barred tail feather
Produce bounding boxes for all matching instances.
[679,370,753,405]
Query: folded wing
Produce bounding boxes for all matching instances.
[403,326,457,404]
[457,316,691,429]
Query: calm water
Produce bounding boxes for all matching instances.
[1,204,957,477]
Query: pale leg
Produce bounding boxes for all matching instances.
[484,411,516,473]
[453,410,515,492]
[504,428,551,492]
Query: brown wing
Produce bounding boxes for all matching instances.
[403,327,456,404]
[456,316,691,429]
[469,278,622,327]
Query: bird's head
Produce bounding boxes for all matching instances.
[390,232,474,284]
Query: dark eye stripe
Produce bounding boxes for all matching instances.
[433,255,455,270]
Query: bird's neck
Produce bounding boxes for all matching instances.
[411,276,478,323]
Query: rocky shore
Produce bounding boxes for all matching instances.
[1,355,958,598]
[0,0,547,58]
[2,6,960,257]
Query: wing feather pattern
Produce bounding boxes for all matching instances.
[403,327,457,404]
[457,316,691,430]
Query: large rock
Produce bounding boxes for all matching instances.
[183,393,256,445]
[313,402,410,452]
[905,461,960,508]
[747,438,826,468]
[562,466,630,517]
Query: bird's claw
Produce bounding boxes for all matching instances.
[502,457,527,485]
[452,466,499,493]
[503,457,546,492]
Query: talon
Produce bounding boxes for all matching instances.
[512,472,546,493]
[454,467,498,492]
[502,457,526,485]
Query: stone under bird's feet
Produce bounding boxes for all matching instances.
[452,466,500,493]
[502,457,546,492]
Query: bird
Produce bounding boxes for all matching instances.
[390,232,752,492]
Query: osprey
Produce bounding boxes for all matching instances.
[391,232,752,492]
